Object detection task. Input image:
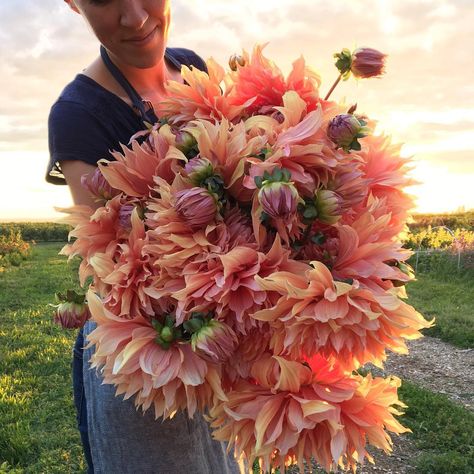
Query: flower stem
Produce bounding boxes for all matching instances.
[293,223,313,259]
[324,74,342,101]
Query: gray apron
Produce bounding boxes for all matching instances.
[82,321,243,474]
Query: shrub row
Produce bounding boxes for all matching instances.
[0,222,71,242]
[403,226,474,251]
[0,229,32,268]
[408,211,474,232]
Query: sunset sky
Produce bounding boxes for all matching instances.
[0,0,473,221]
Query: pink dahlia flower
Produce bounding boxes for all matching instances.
[210,357,408,473]
[85,290,226,419]
[253,261,432,370]
[99,134,178,198]
[175,187,219,230]
[228,44,321,114]
[157,59,248,124]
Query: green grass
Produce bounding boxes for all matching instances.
[399,382,474,474]
[0,243,85,473]
[406,261,474,348]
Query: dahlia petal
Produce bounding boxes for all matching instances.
[178,345,208,386]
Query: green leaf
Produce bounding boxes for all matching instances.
[151,319,163,332]
[183,318,204,334]
[272,168,283,182]
[311,232,326,245]
[155,335,171,350]
[281,168,292,182]
[303,207,318,220]
[254,176,264,189]
[165,314,175,327]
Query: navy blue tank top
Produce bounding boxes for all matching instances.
[46,47,207,185]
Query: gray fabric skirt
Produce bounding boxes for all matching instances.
[82,321,243,474]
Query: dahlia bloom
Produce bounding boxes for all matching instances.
[99,133,181,198]
[157,59,250,124]
[210,355,409,472]
[253,261,432,370]
[86,290,226,418]
[228,44,321,115]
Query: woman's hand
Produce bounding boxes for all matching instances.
[60,160,103,210]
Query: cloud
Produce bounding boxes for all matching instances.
[0,0,473,216]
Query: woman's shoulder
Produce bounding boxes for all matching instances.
[165,47,208,73]
[50,74,132,120]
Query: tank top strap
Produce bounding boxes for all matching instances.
[100,45,158,124]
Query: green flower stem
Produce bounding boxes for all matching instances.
[293,224,313,258]
[324,74,342,101]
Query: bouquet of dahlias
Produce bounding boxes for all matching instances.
[58,45,432,473]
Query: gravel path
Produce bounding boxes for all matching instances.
[372,336,473,411]
[354,336,473,473]
[293,336,474,473]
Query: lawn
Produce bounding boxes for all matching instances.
[406,255,474,348]
[0,243,84,473]
[0,243,473,473]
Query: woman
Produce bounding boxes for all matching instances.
[46,1,241,473]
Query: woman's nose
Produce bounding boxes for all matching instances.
[119,0,149,29]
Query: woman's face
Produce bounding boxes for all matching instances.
[67,0,171,69]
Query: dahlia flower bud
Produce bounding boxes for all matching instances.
[81,167,118,203]
[51,290,90,329]
[152,315,183,350]
[314,189,342,225]
[229,54,246,71]
[118,204,134,230]
[333,47,386,80]
[258,181,301,221]
[351,47,387,79]
[191,319,238,363]
[118,204,145,230]
[184,157,214,186]
[327,114,370,152]
[175,187,219,229]
[175,130,198,156]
